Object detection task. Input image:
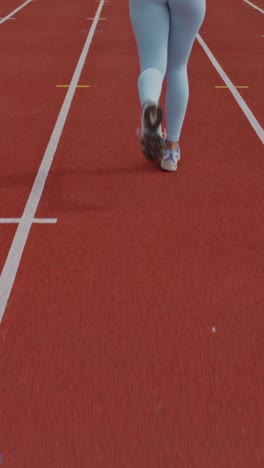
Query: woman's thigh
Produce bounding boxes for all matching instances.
[129,0,170,75]
[167,0,206,71]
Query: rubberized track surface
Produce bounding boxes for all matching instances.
[0,0,264,466]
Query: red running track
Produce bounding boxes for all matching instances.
[0,0,264,466]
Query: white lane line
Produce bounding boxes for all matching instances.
[0,0,105,321]
[197,34,264,144]
[0,218,57,224]
[0,0,32,25]
[242,0,264,14]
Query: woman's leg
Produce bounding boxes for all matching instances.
[165,0,206,147]
[129,0,169,107]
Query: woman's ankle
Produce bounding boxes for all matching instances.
[166,140,179,151]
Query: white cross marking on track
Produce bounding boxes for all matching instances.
[0,218,57,224]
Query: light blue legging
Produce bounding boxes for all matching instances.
[129,0,206,141]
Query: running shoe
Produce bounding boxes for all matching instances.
[160,146,181,172]
[139,101,166,161]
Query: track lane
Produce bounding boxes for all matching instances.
[0,0,102,311]
[201,0,264,127]
[0,0,105,317]
[1,0,264,467]
[0,0,101,215]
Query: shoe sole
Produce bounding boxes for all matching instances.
[160,161,178,172]
[141,104,165,161]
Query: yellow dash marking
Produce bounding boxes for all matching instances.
[215,85,249,89]
[56,85,92,88]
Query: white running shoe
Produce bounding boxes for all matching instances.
[139,101,166,161]
[160,146,181,172]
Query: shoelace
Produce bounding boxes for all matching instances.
[163,147,180,163]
